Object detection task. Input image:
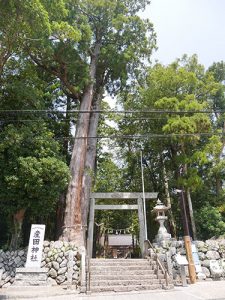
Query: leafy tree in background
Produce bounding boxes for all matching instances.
[190,61,225,239]
[206,62,225,195]
[196,205,225,240]
[0,123,70,249]
[0,3,70,248]
[108,57,225,241]
[117,55,224,240]
[0,0,51,77]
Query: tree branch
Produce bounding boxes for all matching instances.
[29,52,81,101]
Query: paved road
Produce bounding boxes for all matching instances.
[1,281,225,300]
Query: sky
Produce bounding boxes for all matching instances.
[143,0,225,68]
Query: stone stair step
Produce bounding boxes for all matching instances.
[88,258,172,293]
[91,259,156,266]
[90,269,157,275]
[158,273,167,279]
[91,258,148,261]
[92,274,158,280]
[90,284,163,293]
[91,265,157,272]
[91,279,165,286]
[91,269,162,276]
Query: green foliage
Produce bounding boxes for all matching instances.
[24,0,156,99]
[0,123,70,216]
[0,58,48,110]
[115,55,225,240]
[94,153,123,193]
[196,205,225,240]
[0,0,51,76]
[118,56,218,192]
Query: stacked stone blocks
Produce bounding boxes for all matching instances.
[154,239,225,280]
[0,241,81,288]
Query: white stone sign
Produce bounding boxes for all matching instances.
[175,253,188,265]
[192,244,202,272]
[25,224,45,268]
[192,244,205,276]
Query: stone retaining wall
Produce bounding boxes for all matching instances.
[2,239,225,288]
[154,239,225,280]
[0,241,81,288]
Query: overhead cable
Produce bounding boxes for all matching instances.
[0,109,223,114]
[2,132,222,141]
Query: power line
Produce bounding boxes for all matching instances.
[0,119,79,123]
[3,132,223,141]
[0,109,223,114]
[69,132,224,140]
[0,117,167,123]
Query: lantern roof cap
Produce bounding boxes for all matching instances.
[153,199,169,212]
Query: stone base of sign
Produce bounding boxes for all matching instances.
[13,268,49,286]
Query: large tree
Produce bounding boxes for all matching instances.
[62,0,155,245]
[0,0,156,245]
[18,0,156,245]
[117,55,222,239]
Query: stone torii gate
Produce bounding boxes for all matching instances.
[87,192,158,258]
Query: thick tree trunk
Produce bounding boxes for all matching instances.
[146,156,158,192]
[215,176,222,195]
[61,43,100,245]
[186,187,197,240]
[55,97,72,239]
[10,208,26,250]
[182,162,197,240]
[216,121,225,195]
[55,192,66,239]
[81,87,104,228]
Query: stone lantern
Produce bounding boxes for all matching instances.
[152,199,171,244]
